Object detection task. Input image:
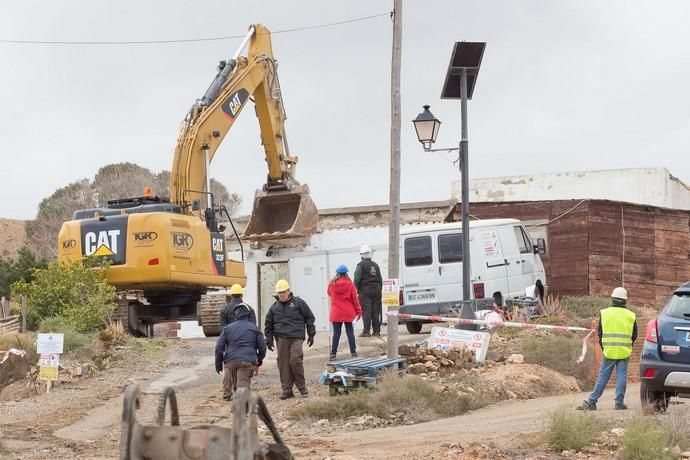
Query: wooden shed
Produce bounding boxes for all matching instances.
[447,199,690,308]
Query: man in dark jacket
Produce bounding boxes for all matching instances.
[354,244,383,337]
[220,284,257,327]
[215,306,267,401]
[264,279,316,400]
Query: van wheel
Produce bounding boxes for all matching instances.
[640,382,669,412]
[406,322,423,334]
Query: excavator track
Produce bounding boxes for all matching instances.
[198,294,226,337]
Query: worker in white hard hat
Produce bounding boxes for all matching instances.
[219,284,257,327]
[577,286,637,411]
[354,244,383,337]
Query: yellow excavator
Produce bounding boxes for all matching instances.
[57,24,318,336]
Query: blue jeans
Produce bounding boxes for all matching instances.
[587,356,629,405]
[331,322,356,355]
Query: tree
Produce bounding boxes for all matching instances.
[25,179,95,260]
[92,163,155,204]
[11,257,116,332]
[0,246,47,298]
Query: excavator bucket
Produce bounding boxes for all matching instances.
[243,184,318,240]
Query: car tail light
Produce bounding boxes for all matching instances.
[643,368,657,378]
[645,318,658,343]
[399,289,404,306]
[148,258,160,266]
[473,282,485,299]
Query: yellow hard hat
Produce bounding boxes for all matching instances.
[275,279,290,293]
[229,284,244,295]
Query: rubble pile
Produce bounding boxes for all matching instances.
[398,344,476,377]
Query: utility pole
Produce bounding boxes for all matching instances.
[388,0,402,280]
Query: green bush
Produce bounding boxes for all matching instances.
[38,317,90,352]
[11,257,116,332]
[545,406,598,452]
[0,246,46,298]
[289,373,472,423]
[520,334,596,388]
[622,416,678,460]
[560,296,611,320]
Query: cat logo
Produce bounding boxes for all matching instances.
[221,89,249,120]
[62,239,77,249]
[212,237,224,252]
[172,232,194,251]
[84,230,120,256]
[134,231,158,242]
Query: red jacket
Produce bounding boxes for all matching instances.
[327,277,362,322]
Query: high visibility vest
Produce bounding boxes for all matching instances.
[600,307,636,360]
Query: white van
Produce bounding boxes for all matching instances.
[399,218,547,333]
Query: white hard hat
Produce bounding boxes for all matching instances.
[611,287,628,300]
[359,244,371,255]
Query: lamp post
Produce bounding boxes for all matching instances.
[412,41,485,302]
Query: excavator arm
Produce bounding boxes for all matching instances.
[170,24,317,239]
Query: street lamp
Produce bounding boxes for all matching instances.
[412,41,485,303]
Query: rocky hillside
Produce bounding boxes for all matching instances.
[0,218,26,259]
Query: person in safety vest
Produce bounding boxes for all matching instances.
[354,245,383,337]
[577,287,637,411]
[220,284,257,327]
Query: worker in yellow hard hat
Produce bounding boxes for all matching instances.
[220,283,256,328]
[264,279,316,400]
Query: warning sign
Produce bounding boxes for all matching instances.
[382,279,400,308]
[429,326,492,362]
[39,353,60,381]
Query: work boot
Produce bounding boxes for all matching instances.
[359,332,371,338]
[372,331,381,337]
[329,353,337,360]
[576,400,597,411]
[351,352,358,358]
[615,403,628,410]
[222,394,232,401]
[278,391,294,400]
[298,386,309,397]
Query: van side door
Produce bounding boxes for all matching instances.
[495,226,523,297]
[436,231,463,304]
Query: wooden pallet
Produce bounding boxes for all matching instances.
[323,357,406,395]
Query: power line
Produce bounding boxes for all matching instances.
[0,12,389,46]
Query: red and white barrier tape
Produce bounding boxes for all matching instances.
[388,311,594,363]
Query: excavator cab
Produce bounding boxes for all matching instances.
[243,184,318,240]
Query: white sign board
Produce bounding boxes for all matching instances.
[429,326,491,362]
[37,333,65,354]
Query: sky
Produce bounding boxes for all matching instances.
[1,0,689,220]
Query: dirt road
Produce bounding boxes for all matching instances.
[0,330,667,459]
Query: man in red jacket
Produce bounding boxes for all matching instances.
[327,264,362,360]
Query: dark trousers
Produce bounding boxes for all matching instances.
[223,361,255,398]
[331,322,356,355]
[276,337,306,393]
[359,290,382,334]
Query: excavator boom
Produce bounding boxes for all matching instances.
[170,24,318,239]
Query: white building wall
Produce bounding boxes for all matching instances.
[239,227,391,332]
[452,167,690,210]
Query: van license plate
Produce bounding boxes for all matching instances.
[407,290,436,302]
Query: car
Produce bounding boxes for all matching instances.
[639,281,690,411]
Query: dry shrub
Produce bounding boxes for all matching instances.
[520,334,596,389]
[545,405,598,452]
[0,333,39,364]
[622,416,678,460]
[538,294,563,317]
[98,321,129,349]
[560,296,610,320]
[288,373,471,423]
